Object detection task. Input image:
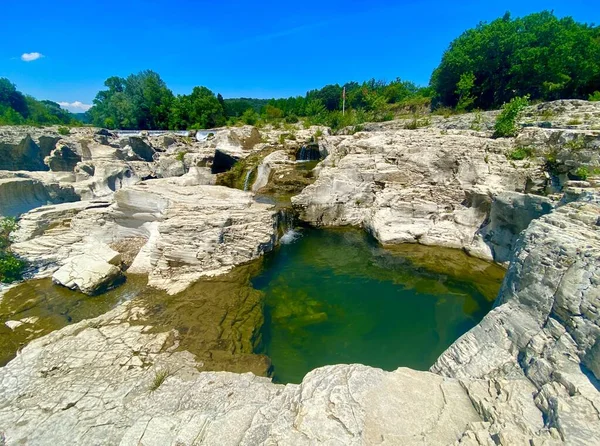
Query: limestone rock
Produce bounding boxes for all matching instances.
[432,197,600,444]
[11,179,277,294]
[0,176,79,217]
[292,129,545,261]
[251,150,292,191]
[0,127,60,171]
[44,141,82,172]
[52,249,122,295]
[479,192,555,263]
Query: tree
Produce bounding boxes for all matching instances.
[169,86,226,129]
[263,104,284,120]
[431,11,600,109]
[0,78,28,117]
[455,72,476,111]
[89,71,174,129]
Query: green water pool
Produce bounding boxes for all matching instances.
[252,228,505,384]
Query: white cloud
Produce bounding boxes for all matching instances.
[58,101,92,112]
[21,52,44,62]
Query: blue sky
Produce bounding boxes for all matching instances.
[1,0,598,112]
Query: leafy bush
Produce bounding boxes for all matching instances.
[508,146,534,160]
[241,108,259,125]
[566,118,582,125]
[493,95,530,138]
[455,72,476,111]
[565,136,586,151]
[0,254,26,283]
[469,110,485,131]
[574,166,589,180]
[0,217,25,283]
[431,11,600,109]
[589,91,600,102]
[0,217,17,250]
[58,126,71,135]
[405,114,431,130]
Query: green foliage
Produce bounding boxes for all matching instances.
[566,118,582,125]
[456,72,476,111]
[0,217,25,284]
[589,91,600,101]
[263,105,284,120]
[175,150,187,162]
[508,146,534,160]
[57,126,71,135]
[565,136,586,151]
[89,71,174,129]
[493,95,530,138]
[169,86,226,130]
[469,110,485,131]
[431,11,600,109]
[405,114,431,130]
[241,108,259,125]
[573,166,589,180]
[0,217,17,251]
[0,78,78,127]
[0,255,26,283]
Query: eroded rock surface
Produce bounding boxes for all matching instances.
[292,129,547,261]
[432,195,600,445]
[11,179,278,294]
[2,103,600,444]
[0,302,524,445]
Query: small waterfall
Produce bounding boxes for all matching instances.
[277,209,301,244]
[243,167,255,191]
[296,144,321,162]
[299,145,307,161]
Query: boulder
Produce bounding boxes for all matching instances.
[44,142,82,172]
[228,125,262,150]
[52,253,122,295]
[117,136,156,162]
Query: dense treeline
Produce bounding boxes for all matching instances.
[0,78,78,126]
[1,11,599,130]
[431,11,600,110]
[86,70,431,130]
[89,70,430,130]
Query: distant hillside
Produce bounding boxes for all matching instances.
[70,112,91,124]
[0,78,80,126]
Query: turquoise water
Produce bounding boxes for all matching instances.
[252,228,504,384]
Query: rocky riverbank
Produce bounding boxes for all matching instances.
[1,100,599,444]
